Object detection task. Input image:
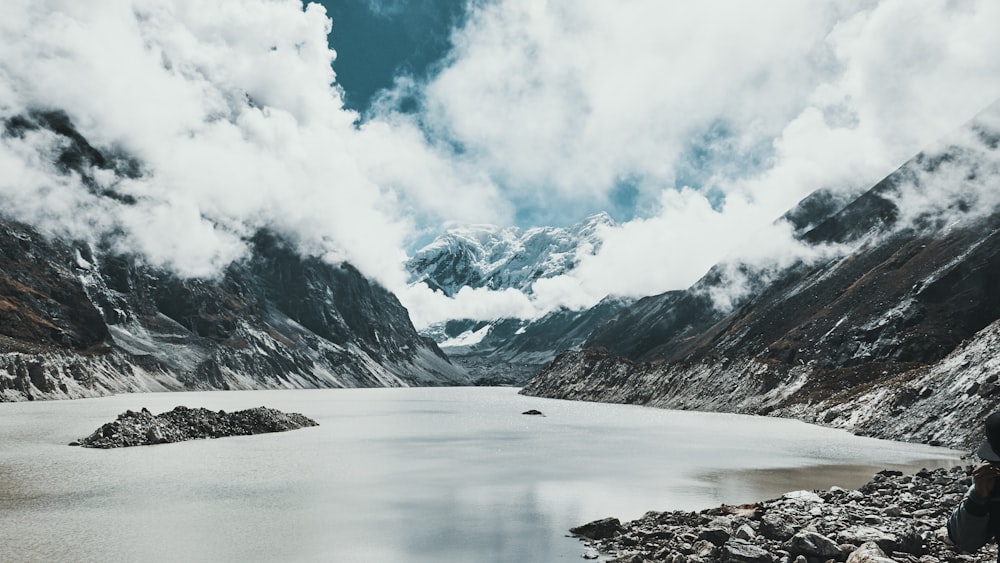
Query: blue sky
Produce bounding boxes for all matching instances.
[317,0,691,229]
[317,1,465,112]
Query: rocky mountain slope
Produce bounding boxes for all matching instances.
[408,212,629,384]
[524,103,1000,450]
[432,296,632,384]
[0,111,467,402]
[407,212,614,296]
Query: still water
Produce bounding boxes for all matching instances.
[0,387,960,562]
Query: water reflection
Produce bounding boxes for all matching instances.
[701,459,963,510]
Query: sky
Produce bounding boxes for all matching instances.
[1,0,999,328]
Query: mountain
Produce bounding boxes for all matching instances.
[0,110,468,402]
[430,296,632,384]
[407,213,630,384]
[523,102,1000,449]
[407,212,614,296]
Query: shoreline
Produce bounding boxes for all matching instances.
[571,465,990,563]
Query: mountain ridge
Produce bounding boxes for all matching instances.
[523,101,1000,449]
[0,111,468,401]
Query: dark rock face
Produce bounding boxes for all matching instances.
[575,466,986,563]
[0,112,468,401]
[0,221,109,352]
[76,406,318,448]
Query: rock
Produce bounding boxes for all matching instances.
[522,409,545,416]
[75,406,318,448]
[571,517,623,540]
[582,546,600,559]
[837,526,898,552]
[785,531,843,559]
[692,539,716,557]
[760,514,797,541]
[846,541,898,563]
[734,524,756,541]
[698,527,731,546]
[566,466,977,563]
[863,515,883,525]
[145,425,168,445]
[722,538,774,563]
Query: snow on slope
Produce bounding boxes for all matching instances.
[407,212,614,296]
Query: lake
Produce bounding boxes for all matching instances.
[0,387,960,562]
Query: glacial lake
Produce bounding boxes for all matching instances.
[0,387,961,562]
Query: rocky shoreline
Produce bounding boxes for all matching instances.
[571,465,991,563]
[72,405,319,448]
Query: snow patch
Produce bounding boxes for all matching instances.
[439,324,492,348]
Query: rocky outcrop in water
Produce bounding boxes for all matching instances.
[573,466,988,563]
[73,406,319,448]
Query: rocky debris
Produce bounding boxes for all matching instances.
[73,406,318,448]
[573,466,994,563]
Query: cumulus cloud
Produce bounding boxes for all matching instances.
[394,0,1000,324]
[0,0,504,283]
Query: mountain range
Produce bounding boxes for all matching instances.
[406,213,630,383]
[0,110,467,401]
[5,100,1000,452]
[523,101,1000,449]
[407,211,614,296]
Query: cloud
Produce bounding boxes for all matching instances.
[393,0,1000,325]
[1,0,999,330]
[0,0,503,286]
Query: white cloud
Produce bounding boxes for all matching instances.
[396,0,1000,325]
[1,0,999,330]
[0,0,502,287]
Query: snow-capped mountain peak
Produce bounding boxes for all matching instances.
[407,212,614,296]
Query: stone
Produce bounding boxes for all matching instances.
[785,531,842,559]
[845,541,897,563]
[522,409,545,416]
[734,524,757,541]
[571,517,623,540]
[760,514,796,541]
[863,515,883,525]
[722,538,774,563]
[837,526,897,552]
[692,539,716,557]
[699,527,731,546]
[564,466,975,563]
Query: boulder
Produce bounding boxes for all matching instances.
[571,517,623,540]
[722,538,774,563]
[785,531,842,560]
[845,541,898,563]
[698,527,731,546]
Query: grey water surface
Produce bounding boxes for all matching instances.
[0,387,960,562]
